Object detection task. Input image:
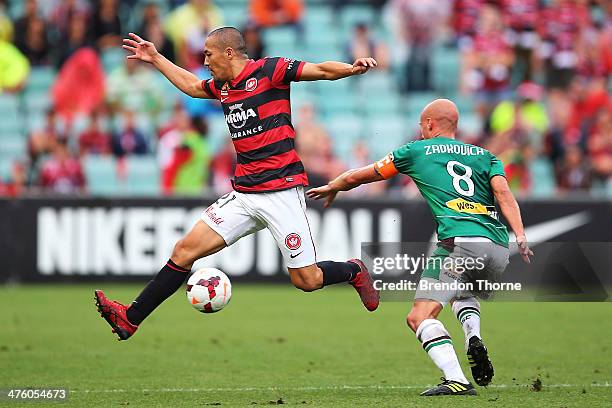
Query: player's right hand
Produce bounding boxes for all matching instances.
[122,33,159,63]
[516,235,533,264]
[352,58,377,75]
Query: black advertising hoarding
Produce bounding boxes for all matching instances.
[0,197,610,283]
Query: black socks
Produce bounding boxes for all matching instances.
[317,261,360,286]
[126,259,190,326]
[126,259,361,325]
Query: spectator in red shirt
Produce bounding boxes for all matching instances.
[79,111,111,155]
[538,0,591,89]
[499,0,541,81]
[556,144,592,192]
[28,108,66,168]
[565,76,610,145]
[452,0,485,48]
[462,4,514,117]
[599,4,612,77]
[39,139,86,194]
[587,108,612,185]
[209,140,235,195]
[249,0,304,40]
[385,0,446,91]
[0,161,26,197]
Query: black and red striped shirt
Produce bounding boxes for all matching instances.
[201,57,308,193]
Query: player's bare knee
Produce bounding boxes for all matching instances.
[171,239,196,268]
[406,311,424,332]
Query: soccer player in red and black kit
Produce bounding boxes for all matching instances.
[95,27,380,340]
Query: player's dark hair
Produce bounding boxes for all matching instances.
[208,26,248,57]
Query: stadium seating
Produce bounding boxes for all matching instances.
[0,134,26,164]
[84,156,160,196]
[340,5,378,31]
[529,158,556,197]
[207,114,230,153]
[0,94,20,135]
[0,158,12,180]
[432,46,460,94]
[101,48,127,74]
[262,26,297,49]
[83,156,120,196]
[367,116,409,158]
[1,0,607,198]
[23,90,52,115]
[123,156,160,195]
[25,67,56,92]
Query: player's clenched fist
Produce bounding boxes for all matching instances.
[122,32,159,63]
[352,57,377,75]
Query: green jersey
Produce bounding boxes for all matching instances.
[377,137,509,246]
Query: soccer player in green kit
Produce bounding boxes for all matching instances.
[307,99,533,396]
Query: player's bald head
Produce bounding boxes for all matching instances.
[207,26,248,57]
[420,99,459,138]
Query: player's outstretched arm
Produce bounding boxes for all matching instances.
[299,58,377,81]
[306,164,384,207]
[122,33,211,99]
[491,175,533,263]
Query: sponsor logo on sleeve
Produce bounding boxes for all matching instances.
[283,58,295,70]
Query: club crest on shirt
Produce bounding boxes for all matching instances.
[285,233,302,250]
[245,78,257,92]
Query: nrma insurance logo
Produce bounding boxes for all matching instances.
[225,103,257,129]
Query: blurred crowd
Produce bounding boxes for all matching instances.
[384,0,611,196]
[0,0,610,198]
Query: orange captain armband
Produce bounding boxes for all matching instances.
[374,153,399,179]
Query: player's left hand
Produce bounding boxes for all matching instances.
[352,58,377,75]
[306,185,338,208]
[516,235,534,264]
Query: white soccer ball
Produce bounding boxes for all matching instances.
[186,268,232,313]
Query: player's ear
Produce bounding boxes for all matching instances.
[225,47,233,59]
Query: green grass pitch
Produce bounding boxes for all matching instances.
[1,284,611,407]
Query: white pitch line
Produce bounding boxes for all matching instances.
[72,383,611,393]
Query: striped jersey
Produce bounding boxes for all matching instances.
[201,57,308,193]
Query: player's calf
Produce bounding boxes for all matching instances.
[451,298,482,348]
[288,260,358,292]
[416,319,472,386]
[289,265,323,292]
[288,260,379,311]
